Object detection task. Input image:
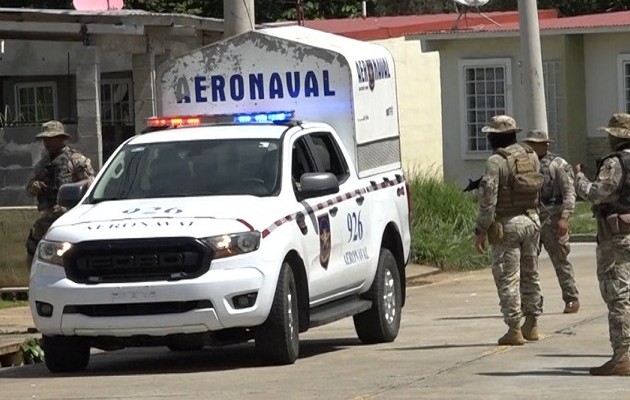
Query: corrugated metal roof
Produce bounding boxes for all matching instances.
[0,7,222,31]
[303,9,630,40]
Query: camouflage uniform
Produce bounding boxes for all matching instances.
[524,129,579,310]
[575,113,630,376]
[25,121,94,256]
[475,116,543,345]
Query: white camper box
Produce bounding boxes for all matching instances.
[157,26,401,178]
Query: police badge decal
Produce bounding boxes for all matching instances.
[318,214,332,269]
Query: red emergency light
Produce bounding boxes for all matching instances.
[145,111,295,130]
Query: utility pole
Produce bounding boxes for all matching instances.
[223,0,256,38]
[517,0,548,133]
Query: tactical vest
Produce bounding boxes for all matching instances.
[495,144,544,217]
[37,147,79,210]
[539,152,563,205]
[593,150,630,216]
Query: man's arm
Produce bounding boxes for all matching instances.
[554,157,576,220]
[25,159,48,196]
[475,156,501,235]
[575,157,622,204]
[70,153,95,183]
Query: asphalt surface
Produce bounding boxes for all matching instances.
[1,243,627,400]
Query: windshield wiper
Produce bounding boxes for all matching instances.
[89,197,127,204]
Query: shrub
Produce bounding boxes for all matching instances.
[408,172,490,271]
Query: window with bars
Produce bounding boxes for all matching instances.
[14,82,57,123]
[100,79,133,126]
[543,60,563,153]
[618,55,630,114]
[459,59,512,154]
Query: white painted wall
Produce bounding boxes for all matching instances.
[0,40,131,76]
[372,37,443,177]
[583,33,630,138]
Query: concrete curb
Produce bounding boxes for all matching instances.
[570,234,596,243]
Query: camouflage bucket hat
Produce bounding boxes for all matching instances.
[481,115,522,135]
[35,120,70,139]
[599,113,630,139]
[523,129,553,143]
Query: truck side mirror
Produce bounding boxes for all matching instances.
[299,172,339,199]
[57,180,90,208]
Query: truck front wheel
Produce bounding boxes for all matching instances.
[42,335,90,373]
[255,262,299,364]
[353,247,402,343]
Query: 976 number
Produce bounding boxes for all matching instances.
[347,211,363,242]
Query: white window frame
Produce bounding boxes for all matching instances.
[458,58,513,160]
[100,78,134,126]
[14,81,58,123]
[543,60,564,154]
[617,54,630,114]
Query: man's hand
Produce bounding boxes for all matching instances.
[474,233,486,254]
[555,217,569,238]
[574,163,585,174]
[26,180,47,196]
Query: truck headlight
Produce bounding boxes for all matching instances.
[200,231,261,259]
[36,240,73,267]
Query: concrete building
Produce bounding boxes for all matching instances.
[0,8,222,206]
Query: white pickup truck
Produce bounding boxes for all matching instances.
[29,26,412,373]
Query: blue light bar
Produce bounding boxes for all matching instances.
[234,111,294,124]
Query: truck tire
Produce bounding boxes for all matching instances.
[353,247,402,343]
[255,262,299,365]
[42,335,90,373]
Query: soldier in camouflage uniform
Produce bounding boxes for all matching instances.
[474,115,544,346]
[575,113,630,376]
[524,130,580,314]
[25,121,95,262]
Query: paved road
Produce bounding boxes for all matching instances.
[1,243,626,399]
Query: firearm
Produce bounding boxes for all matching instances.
[463,176,482,193]
[36,163,58,210]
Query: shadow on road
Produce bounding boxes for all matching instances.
[394,343,497,351]
[478,366,591,376]
[537,353,609,358]
[0,337,362,378]
[436,315,502,321]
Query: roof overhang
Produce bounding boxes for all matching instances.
[0,8,223,42]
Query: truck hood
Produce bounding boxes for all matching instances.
[46,196,281,243]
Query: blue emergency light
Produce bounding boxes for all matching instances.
[146,111,295,129]
[234,111,294,124]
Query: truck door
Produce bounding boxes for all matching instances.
[300,131,371,301]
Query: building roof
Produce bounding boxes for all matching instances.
[0,7,223,41]
[303,9,630,41]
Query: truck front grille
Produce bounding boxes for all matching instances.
[65,237,211,284]
[63,300,213,317]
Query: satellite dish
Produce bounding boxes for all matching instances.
[451,0,500,30]
[453,0,490,5]
[73,0,124,11]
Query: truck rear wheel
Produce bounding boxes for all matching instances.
[255,262,299,364]
[353,247,402,343]
[42,335,90,373]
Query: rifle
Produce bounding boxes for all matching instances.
[463,176,482,193]
[36,163,58,210]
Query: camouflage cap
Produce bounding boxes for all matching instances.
[481,115,522,135]
[523,129,553,143]
[599,113,630,139]
[35,120,70,139]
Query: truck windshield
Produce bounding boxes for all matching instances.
[88,139,281,201]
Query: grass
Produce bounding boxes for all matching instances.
[0,208,38,288]
[570,201,597,235]
[408,171,490,271]
[0,300,28,309]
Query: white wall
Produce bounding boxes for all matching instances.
[583,33,630,138]
[0,40,131,76]
[372,37,443,177]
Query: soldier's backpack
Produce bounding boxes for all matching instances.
[495,145,543,214]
